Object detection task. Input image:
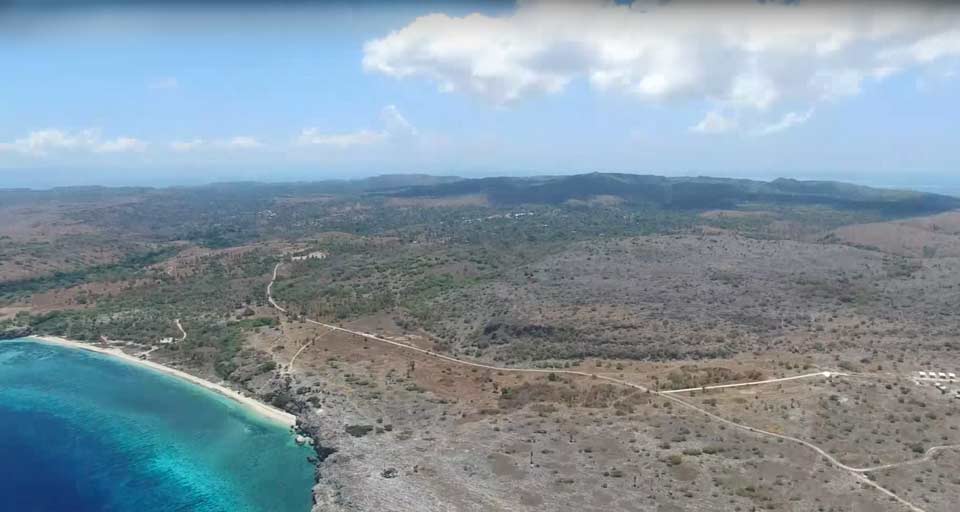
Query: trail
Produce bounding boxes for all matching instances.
[174,318,187,341]
[660,371,840,394]
[267,261,936,512]
[138,345,160,358]
[287,326,336,372]
[269,264,587,378]
[855,444,960,473]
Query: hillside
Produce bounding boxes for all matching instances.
[5,172,960,512]
[393,173,960,215]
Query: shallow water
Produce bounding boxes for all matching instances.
[0,339,315,512]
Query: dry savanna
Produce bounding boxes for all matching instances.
[4,174,960,511]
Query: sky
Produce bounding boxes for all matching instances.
[2,0,960,190]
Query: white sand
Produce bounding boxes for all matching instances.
[25,335,298,428]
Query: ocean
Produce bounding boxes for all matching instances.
[0,339,315,512]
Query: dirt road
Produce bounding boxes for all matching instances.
[267,261,939,512]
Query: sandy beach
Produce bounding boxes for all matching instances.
[23,335,298,428]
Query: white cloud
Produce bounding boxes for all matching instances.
[148,76,179,90]
[94,136,148,153]
[381,105,418,137]
[880,29,960,64]
[0,129,146,156]
[220,136,262,149]
[753,110,815,136]
[297,105,418,148]
[810,68,864,101]
[296,128,386,148]
[169,138,205,152]
[364,0,960,126]
[691,111,737,134]
[728,71,779,110]
[2,129,97,155]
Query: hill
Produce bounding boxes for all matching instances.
[392,173,960,215]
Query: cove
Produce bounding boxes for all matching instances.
[0,339,315,512]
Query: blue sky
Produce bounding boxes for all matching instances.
[2,1,959,189]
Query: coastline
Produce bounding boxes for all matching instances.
[19,335,298,428]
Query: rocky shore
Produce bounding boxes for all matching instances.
[0,326,32,340]
[253,373,345,511]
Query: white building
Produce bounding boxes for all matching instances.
[292,251,327,262]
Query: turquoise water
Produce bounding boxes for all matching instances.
[0,339,315,512]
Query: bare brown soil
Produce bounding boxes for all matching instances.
[257,317,919,512]
[385,194,490,208]
[833,214,960,257]
[0,201,130,281]
[699,209,775,219]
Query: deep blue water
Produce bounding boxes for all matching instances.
[0,339,315,512]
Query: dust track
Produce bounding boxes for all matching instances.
[268,261,944,512]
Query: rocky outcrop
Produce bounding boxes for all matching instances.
[0,326,32,340]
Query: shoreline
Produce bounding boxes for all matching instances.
[19,335,298,428]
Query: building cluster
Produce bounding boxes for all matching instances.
[915,371,960,398]
[291,251,327,262]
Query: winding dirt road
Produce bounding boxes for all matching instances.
[174,318,187,342]
[267,261,947,512]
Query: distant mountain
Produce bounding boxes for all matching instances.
[355,174,463,190]
[391,173,960,215]
[6,173,957,217]
[0,186,151,206]
[0,174,462,205]
[171,174,463,195]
